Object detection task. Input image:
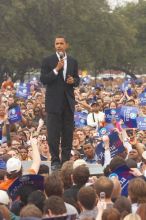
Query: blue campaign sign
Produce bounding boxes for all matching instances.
[109,131,125,158]
[120,106,138,128]
[104,108,121,123]
[8,106,22,124]
[120,81,130,92]
[110,165,134,196]
[95,142,105,166]
[74,111,87,128]
[139,92,146,106]
[81,76,91,85]
[98,124,115,137]
[8,174,44,201]
[16,83,30,99]
[127,88,132,96]
[137,117,146,130]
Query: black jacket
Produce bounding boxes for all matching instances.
[40,54,80,113]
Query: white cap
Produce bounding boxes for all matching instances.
[0,190,10,205]
[73,159,87,169]
[142,151,146,160]
[6,157,22,174]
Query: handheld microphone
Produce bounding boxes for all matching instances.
[58,51,64,59]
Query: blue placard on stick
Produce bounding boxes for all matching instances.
[95,142,105,166]
[110,165,134,196]
[120,81,130,92]
[139,92,146,106]
[120,106,138,128]
[8,174,44,201]
[136,117,146,130]
[98,124,115,137]
[81,76,91,85]
[104,108,121,123]
[74,111,87,128]
[8,106,22,124]
[109,132,125,158]
[16,83,30,99]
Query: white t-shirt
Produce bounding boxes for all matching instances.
[87,111,105,128]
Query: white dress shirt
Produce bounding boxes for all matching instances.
[53,52,67,80]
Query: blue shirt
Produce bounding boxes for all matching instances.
[83,153,99,164]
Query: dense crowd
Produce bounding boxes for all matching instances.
[0,73,146,220]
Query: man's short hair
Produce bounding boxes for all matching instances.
[20,204,42,218]
[128,178,146,203]
[78,186,96,210]
[73,165,90,187]
[61,161,73,190]
[109,156,126,172]
[44,196,67,216]
[27,190,46,212]
[94,176,114,199]
[44,172,64,197]
[55,35,68,42]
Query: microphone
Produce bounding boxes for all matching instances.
[58,51,64,59]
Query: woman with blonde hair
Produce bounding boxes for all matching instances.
[123,213,141,220]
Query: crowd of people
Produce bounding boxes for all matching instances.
[0,72,146,220]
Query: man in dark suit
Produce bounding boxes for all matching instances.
[40,36,80,170]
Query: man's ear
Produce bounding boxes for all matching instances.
[71,174,74,183]
[77,200,83,211]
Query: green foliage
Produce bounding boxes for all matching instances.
[0,0,146,78]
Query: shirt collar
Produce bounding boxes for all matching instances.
[56,52,67,60]
[84,154,98,164]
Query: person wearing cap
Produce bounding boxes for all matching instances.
[0,138,41,190]
[86,102,105,128]
[0,157,22,190]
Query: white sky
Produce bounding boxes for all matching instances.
[107,0,139,9]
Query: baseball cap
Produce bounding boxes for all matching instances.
[73,159,87,169]
[6,157,22,174]
[0,190,10,205]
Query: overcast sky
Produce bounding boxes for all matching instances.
[107,0,139,9]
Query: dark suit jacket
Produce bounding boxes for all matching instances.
[40,54,80,113]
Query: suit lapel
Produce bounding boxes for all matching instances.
[66,56,71,79]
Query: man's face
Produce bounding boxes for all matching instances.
[91,104,99,112]
[55,38,67,54]
[113,95,121,102]
[19,148,28,160]
[27,102,33,110]
[128,149,139,160]
[72,137,80,148]
[40,140,49,153]
[0,106,6,116]
[8,97,14,105]
[77,131,86,143]
[83,144,95,159]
